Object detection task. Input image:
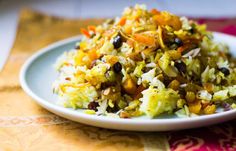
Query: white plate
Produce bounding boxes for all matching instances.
[20,32,236,131]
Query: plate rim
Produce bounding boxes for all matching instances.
[19,32,236,128]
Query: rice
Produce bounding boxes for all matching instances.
[53,4,236,118]
[140,87,179,118]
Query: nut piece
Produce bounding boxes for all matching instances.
[119,111,130,118]
[103,87,111,95]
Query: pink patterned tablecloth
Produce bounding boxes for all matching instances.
[169,120,236,150]
[168,18,236,151]
[196,18,236,36]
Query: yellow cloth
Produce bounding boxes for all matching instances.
[0,9,169,151]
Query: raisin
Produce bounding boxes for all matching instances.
[113,35,122,49]
[189,28,195,34]
[189,24,196,34]
[175,61,187,73]
[174,38,183,46]
[219,67,230,76]
[100,82,116,89]
[113,62,122,73]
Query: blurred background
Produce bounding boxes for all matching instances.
[1,0,236,69]
[2,0,236,19]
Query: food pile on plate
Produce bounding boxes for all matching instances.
[53,4,236,118]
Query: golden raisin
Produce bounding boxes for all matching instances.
[203,104,216,114]
[153,12,182,30]
[188,100,202,114]
[157,74,164,81]
[201,100,210,108]
[203,83,214,93]
[185,91,196,103]
[122,77,137,95]
[168,80,180,90]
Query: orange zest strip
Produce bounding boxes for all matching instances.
[133,33,156,46]
[80,28,90,38]
[88,25,96,33]
[127,39,134,48]
[177,46,185,53]
[118,17,126,26]
[88,48,99,61]
[150,8,160,15]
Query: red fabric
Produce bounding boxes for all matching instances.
[168,18,236,151]
[195,18,236,36]
[169,121,236,151]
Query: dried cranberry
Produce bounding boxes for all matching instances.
[88,101,99,111]
[222,102,232,111]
